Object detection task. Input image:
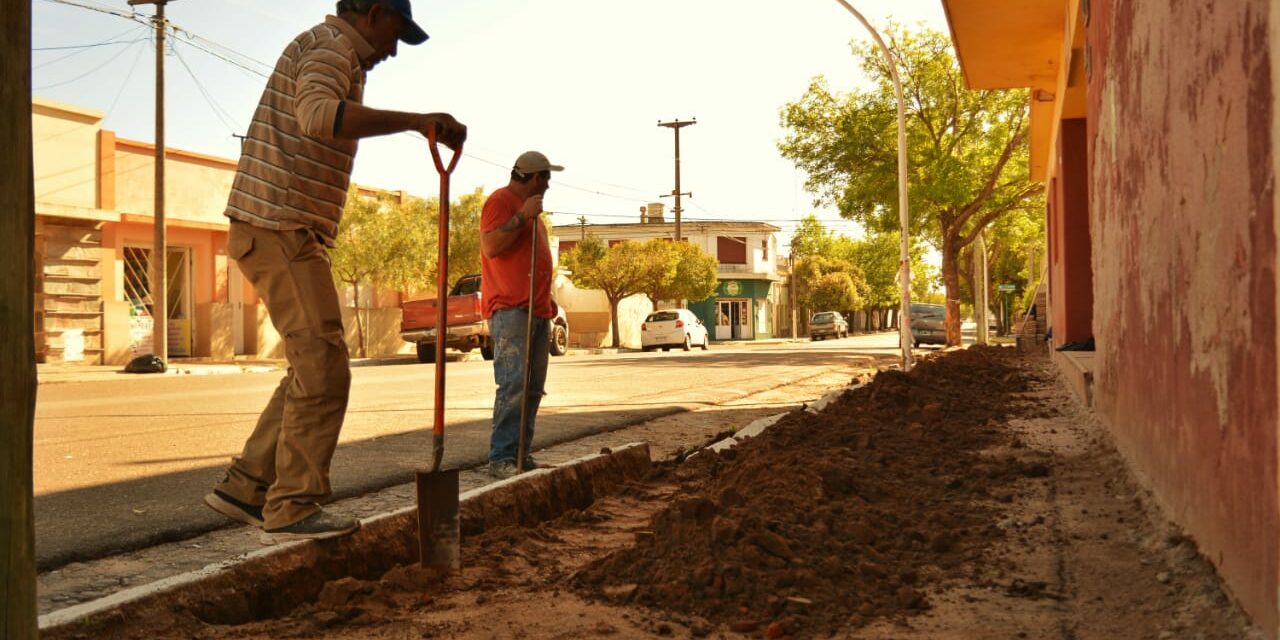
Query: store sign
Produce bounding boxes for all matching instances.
[724,281,741,296]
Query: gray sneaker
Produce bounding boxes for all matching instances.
[204,490,264,527]
[488,459,520,479]
[522,455,539,470]
[260,510,359,544]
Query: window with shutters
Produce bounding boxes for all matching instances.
[717,236,747,264]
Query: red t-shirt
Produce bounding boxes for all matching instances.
[480,187,555,319]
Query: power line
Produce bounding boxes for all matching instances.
[40,0,150,25]
[172,42,242,134]
[33,37,144,51]
[34,38,143,90]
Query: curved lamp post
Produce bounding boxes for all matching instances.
[831,0,913,371]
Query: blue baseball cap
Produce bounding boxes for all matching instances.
[380,0,428,45]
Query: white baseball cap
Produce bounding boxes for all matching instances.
[512,151,564,176]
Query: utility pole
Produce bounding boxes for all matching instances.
[578,215,587,241]
[974,230,989,344]
[130,0,173,363]
[657,118,695,242]
[2,1,37,634]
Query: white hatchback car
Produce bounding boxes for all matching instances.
[640,309,710,352]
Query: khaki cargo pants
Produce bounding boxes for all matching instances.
[215,220,351,529]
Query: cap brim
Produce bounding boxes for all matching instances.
[548,164,564,172]
[399,18,428,45]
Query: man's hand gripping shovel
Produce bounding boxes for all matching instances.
[416,128,462,572]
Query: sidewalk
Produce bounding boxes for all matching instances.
[36,359,282,384]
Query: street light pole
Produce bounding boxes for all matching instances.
[831,0,912,371]
[129,0,173,364]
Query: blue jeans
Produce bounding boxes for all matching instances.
[488,307,550,464]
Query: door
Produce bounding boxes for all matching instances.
[715,300,732,340]
[735,300,753,340]
[166,247,193,357]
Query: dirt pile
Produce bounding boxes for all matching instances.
[574,345,1050,636]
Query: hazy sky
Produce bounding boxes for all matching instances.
[32,0,953,251]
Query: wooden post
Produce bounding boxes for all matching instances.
[1,0,38,636]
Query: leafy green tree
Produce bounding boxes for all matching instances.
[780,26,1040,346]
[635,239,719,308]
[793,254,866,322]
[561,236,648,348]
[809,272,862,317]
[330,189,432,357]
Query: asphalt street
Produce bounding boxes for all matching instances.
[34,333,911,569]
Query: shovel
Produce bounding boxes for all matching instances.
[516,203,538,473]
[416,128,462,572]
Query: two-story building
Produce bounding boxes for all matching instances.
[32,97,414,365]
[553,202,785,340]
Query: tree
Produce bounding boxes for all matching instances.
[635,239,719,309]
[417,187,485,292]
[789,214,836,259]
[793,254,866,321]
[781,26,1040,346]
[839,231,934,330]
[561,236,648,348]
[330,190,432,357]
[2,1,37,635]
[810,272,862,316]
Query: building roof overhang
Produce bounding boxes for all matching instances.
[941,0,1085,182]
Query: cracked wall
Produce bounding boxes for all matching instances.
[1087,0,1277,632]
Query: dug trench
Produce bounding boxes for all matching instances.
[50,346,1259,639]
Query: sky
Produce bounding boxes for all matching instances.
[32,0,953,252]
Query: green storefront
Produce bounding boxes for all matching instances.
[688,278,775,341]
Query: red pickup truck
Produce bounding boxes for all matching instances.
[400,274,569,363]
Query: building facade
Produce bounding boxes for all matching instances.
[942,0,1279,634]
[552,203,785,340]
[32,97,412,365]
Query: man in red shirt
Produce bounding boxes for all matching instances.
[480,151,562,478]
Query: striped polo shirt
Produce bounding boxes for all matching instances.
[224,16,374,247]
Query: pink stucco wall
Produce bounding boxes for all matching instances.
[1087,0,1276,631]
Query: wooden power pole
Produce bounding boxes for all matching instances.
[130,0,174,363]
[2,0,38,635]
[578,215,587,241]
[657,118,695,241]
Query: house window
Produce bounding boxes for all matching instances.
[717,236,747,264]
[761,239,769,261]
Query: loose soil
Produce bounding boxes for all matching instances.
[76,347,1261,639]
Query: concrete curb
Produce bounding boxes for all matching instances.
[39,442,651,637]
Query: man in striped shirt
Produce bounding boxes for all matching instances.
[205,0,466,543]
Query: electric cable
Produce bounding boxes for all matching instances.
[172,42,243,135]
[34,38,143,90]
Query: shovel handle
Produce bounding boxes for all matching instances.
[428,127,461,469]
[426,126,462,176]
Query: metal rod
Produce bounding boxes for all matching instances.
[517,218,536,473]
[831,0,912,371]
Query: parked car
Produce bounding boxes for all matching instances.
[401,274,569,362]
[641,309,709,352]
[809,311,849,341]
[909,302,946,347]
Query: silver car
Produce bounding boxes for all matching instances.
[810,311,849,341]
